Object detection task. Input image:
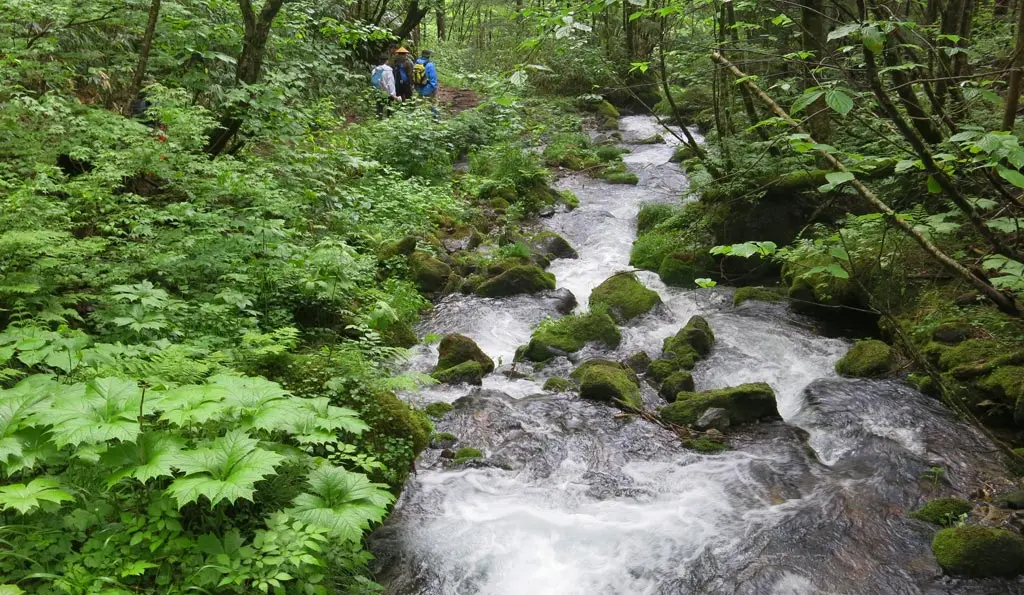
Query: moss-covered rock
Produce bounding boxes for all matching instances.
[380,235,419,260]
[589,273,661,323]
[835,340,894,378]
[932,322,975,344]
[409,251,452,293]
[910,498,973,525]
[431,360,485,385]
[637,203,676,235]
[570,359,639,385]
[529,231,578,260]
[625,351,652,374]
[659,370,695,402]
[543,377,574,392]
[431,432,457,449]
[647,358,678,383]
[937,339,1003,371]
[475,265,556,298]
[668,316,715,358]
[593,100,620,119]
[596,145,628,161]
[660,383,779,427]
[436,333,495,374]
[658,252,703,287]
[683,437,728,453]
[999,490,1024,510]
[380,320,419,348]
[979,366,1024,424]
[577,361,642,410]
[521,311,621,361]
[671,145,696,163]
[374,391,433,455]
[932,525,1024,578]
[424,402,454,419]
[733,286,784,306]
[603,171,639,185]
[454,447,484,463]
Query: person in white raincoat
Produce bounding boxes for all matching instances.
[371,53,400,118]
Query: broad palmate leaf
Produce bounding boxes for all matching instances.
[29,377,143,447]
[166,430,284,508]
[0,477,74,514]
[101,431,185,487]
[287,464,393,542]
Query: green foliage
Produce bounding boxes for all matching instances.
[911,498,973,526]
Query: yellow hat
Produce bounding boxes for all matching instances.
[393,47,410,54]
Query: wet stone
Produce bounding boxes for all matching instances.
[696,407,731,431]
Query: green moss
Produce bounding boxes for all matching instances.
[589,273,661,323]
[596,145,628,161]
[603,171,639,185]
[424,402,454,418]
[475,265,556,297]
[522,311,621,361]
[684,437,728,453]
[431,360,485,385]
[659,370,695,402]
[578,363,642,410]
[932,525,1024,578]
[666,316,715,358]
[733,286,784,306]
[932,321,975,344]
[660,383,778,426]
[380,320,418,348]
[570,359,639,385]
[937,339,1003,371]
[380,235,418,260]
[835,340,894,378]
[910,498,973,526]
[647,358,677,383]
[658,252,705,288]
[630,231,680,270]
[374,391,433,455]
[433,431,457,441]
[637,204,676,235]
[594,100,620,119]
[454,447,484,463]
[436,333,495,374]
[489,197,511,211]
[529,231,578,260]
[409,251,452,293]
[543,377,574,392]
[671,145,695,163]
[601,116,619,130]
[907,373,937,395]
[625,351,651,373]
[560,189,580,210]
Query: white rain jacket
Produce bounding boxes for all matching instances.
[371,64,397,97]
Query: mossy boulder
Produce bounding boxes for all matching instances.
[576,361,642,410]
[658,252,704,288]
[436,333,495,374]
[932,322,975,344]
[409,251,452,293]
[937,339,1003,371]
[521,311,621,362]
[603,171,639,185]
[999,490,1024,510]
[733,286,784,307]
[431,361,485,385]
[647,358,678,383]
[589,273,661,323]
[596,145,628,161]
[380,235,418,260]
[932,525,1024,578]
[424,402,454,418]
[592,100,620,119]
[668,316,715,358]
[529,231,578,260]
[684,437,728,453]
[660,383,779,427]
[374,391,433,455]
[910,498,973,525]
[671,145,696,163]
[475,265,556,298]
[454,447,484,463]
[625,351,652,374]
[659,370,695,402]
[835,340,894,378]
[570,359,639,385]
[543,377,574,392]
[380,320,418,348]
[637,203,675,234]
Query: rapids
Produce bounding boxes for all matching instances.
[371,116,1019,595]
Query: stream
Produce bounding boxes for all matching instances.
[370,116,1019,595]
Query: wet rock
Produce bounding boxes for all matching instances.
[910,498,973,525]
[624,351,651,374]
[475,265,556,298]
[660,383,779,427]
[520,311,621,362]
[538,206,556,218]
[571,359,639,385]
[932,525,1024,578]
[542,377,573,392]
[529,231,578,260]
[576,360,642,410]
[683,435,728,453]
[435,333,495,374]
[999,491,1024,510]
[659,370,695,402]
[551,287,578,314]
[439,448,455,459]
[651,316,714,378]
[424,402,454,418]
[695,407,731,431]
[835,340,894,378]
[431,361,485,385]
[409,251,452,293]
[932,322,974,344]
[733,286,785,306]
[431,432,457,449]
[498,364,530,380]
[589,272,661,323]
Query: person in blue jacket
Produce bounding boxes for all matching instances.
[414,49,438,98]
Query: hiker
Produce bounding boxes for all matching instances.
[413,49,438,99]
[370,53,400,118]
[392,47,414,101]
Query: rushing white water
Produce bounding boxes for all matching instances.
[372,116,1013,595]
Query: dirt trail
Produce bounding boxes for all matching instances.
[437,87,480,113]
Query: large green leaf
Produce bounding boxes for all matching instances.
[790,90,824,114]
[166,430,285,507]
[997,166,1024,189]
[152,384,228,427]
[101,431,184,487]
[209,374,289,425]
[287,464,393,542]
[29,377,143,447]
[825,89,854,116]
[0,477,74,514]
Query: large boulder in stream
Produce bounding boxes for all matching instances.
[573,359,642,410]
[431,361,486,385]
[659,383,779,427]
[409,251,452,293]
[932,525,1024,578]
[589,273,661,323]
[435,334,495,374]
[648,316,714,382]
[529,231,578,260]
[520,311,621,362]
[475,265,556,298]
[835,340,894,378]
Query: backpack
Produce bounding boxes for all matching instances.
[412,61,428,86]
[370,67,385,91]
[393,64,405,85]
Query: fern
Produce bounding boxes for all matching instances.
[167,430,285,507]
[287,464,393,542]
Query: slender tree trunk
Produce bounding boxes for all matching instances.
[436,0,446,41]
[800,0,830,142]
[127,0,161,115]
[1003,0,1024,129]
[724,0,772,145]
[711,51,1020,315]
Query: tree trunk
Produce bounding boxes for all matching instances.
[711,51,1020,316]
[395,1,430,40]
[800,0,830,143]
[1003,0,1024,129]
[126,0,161,115]
[436,0,446,40]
